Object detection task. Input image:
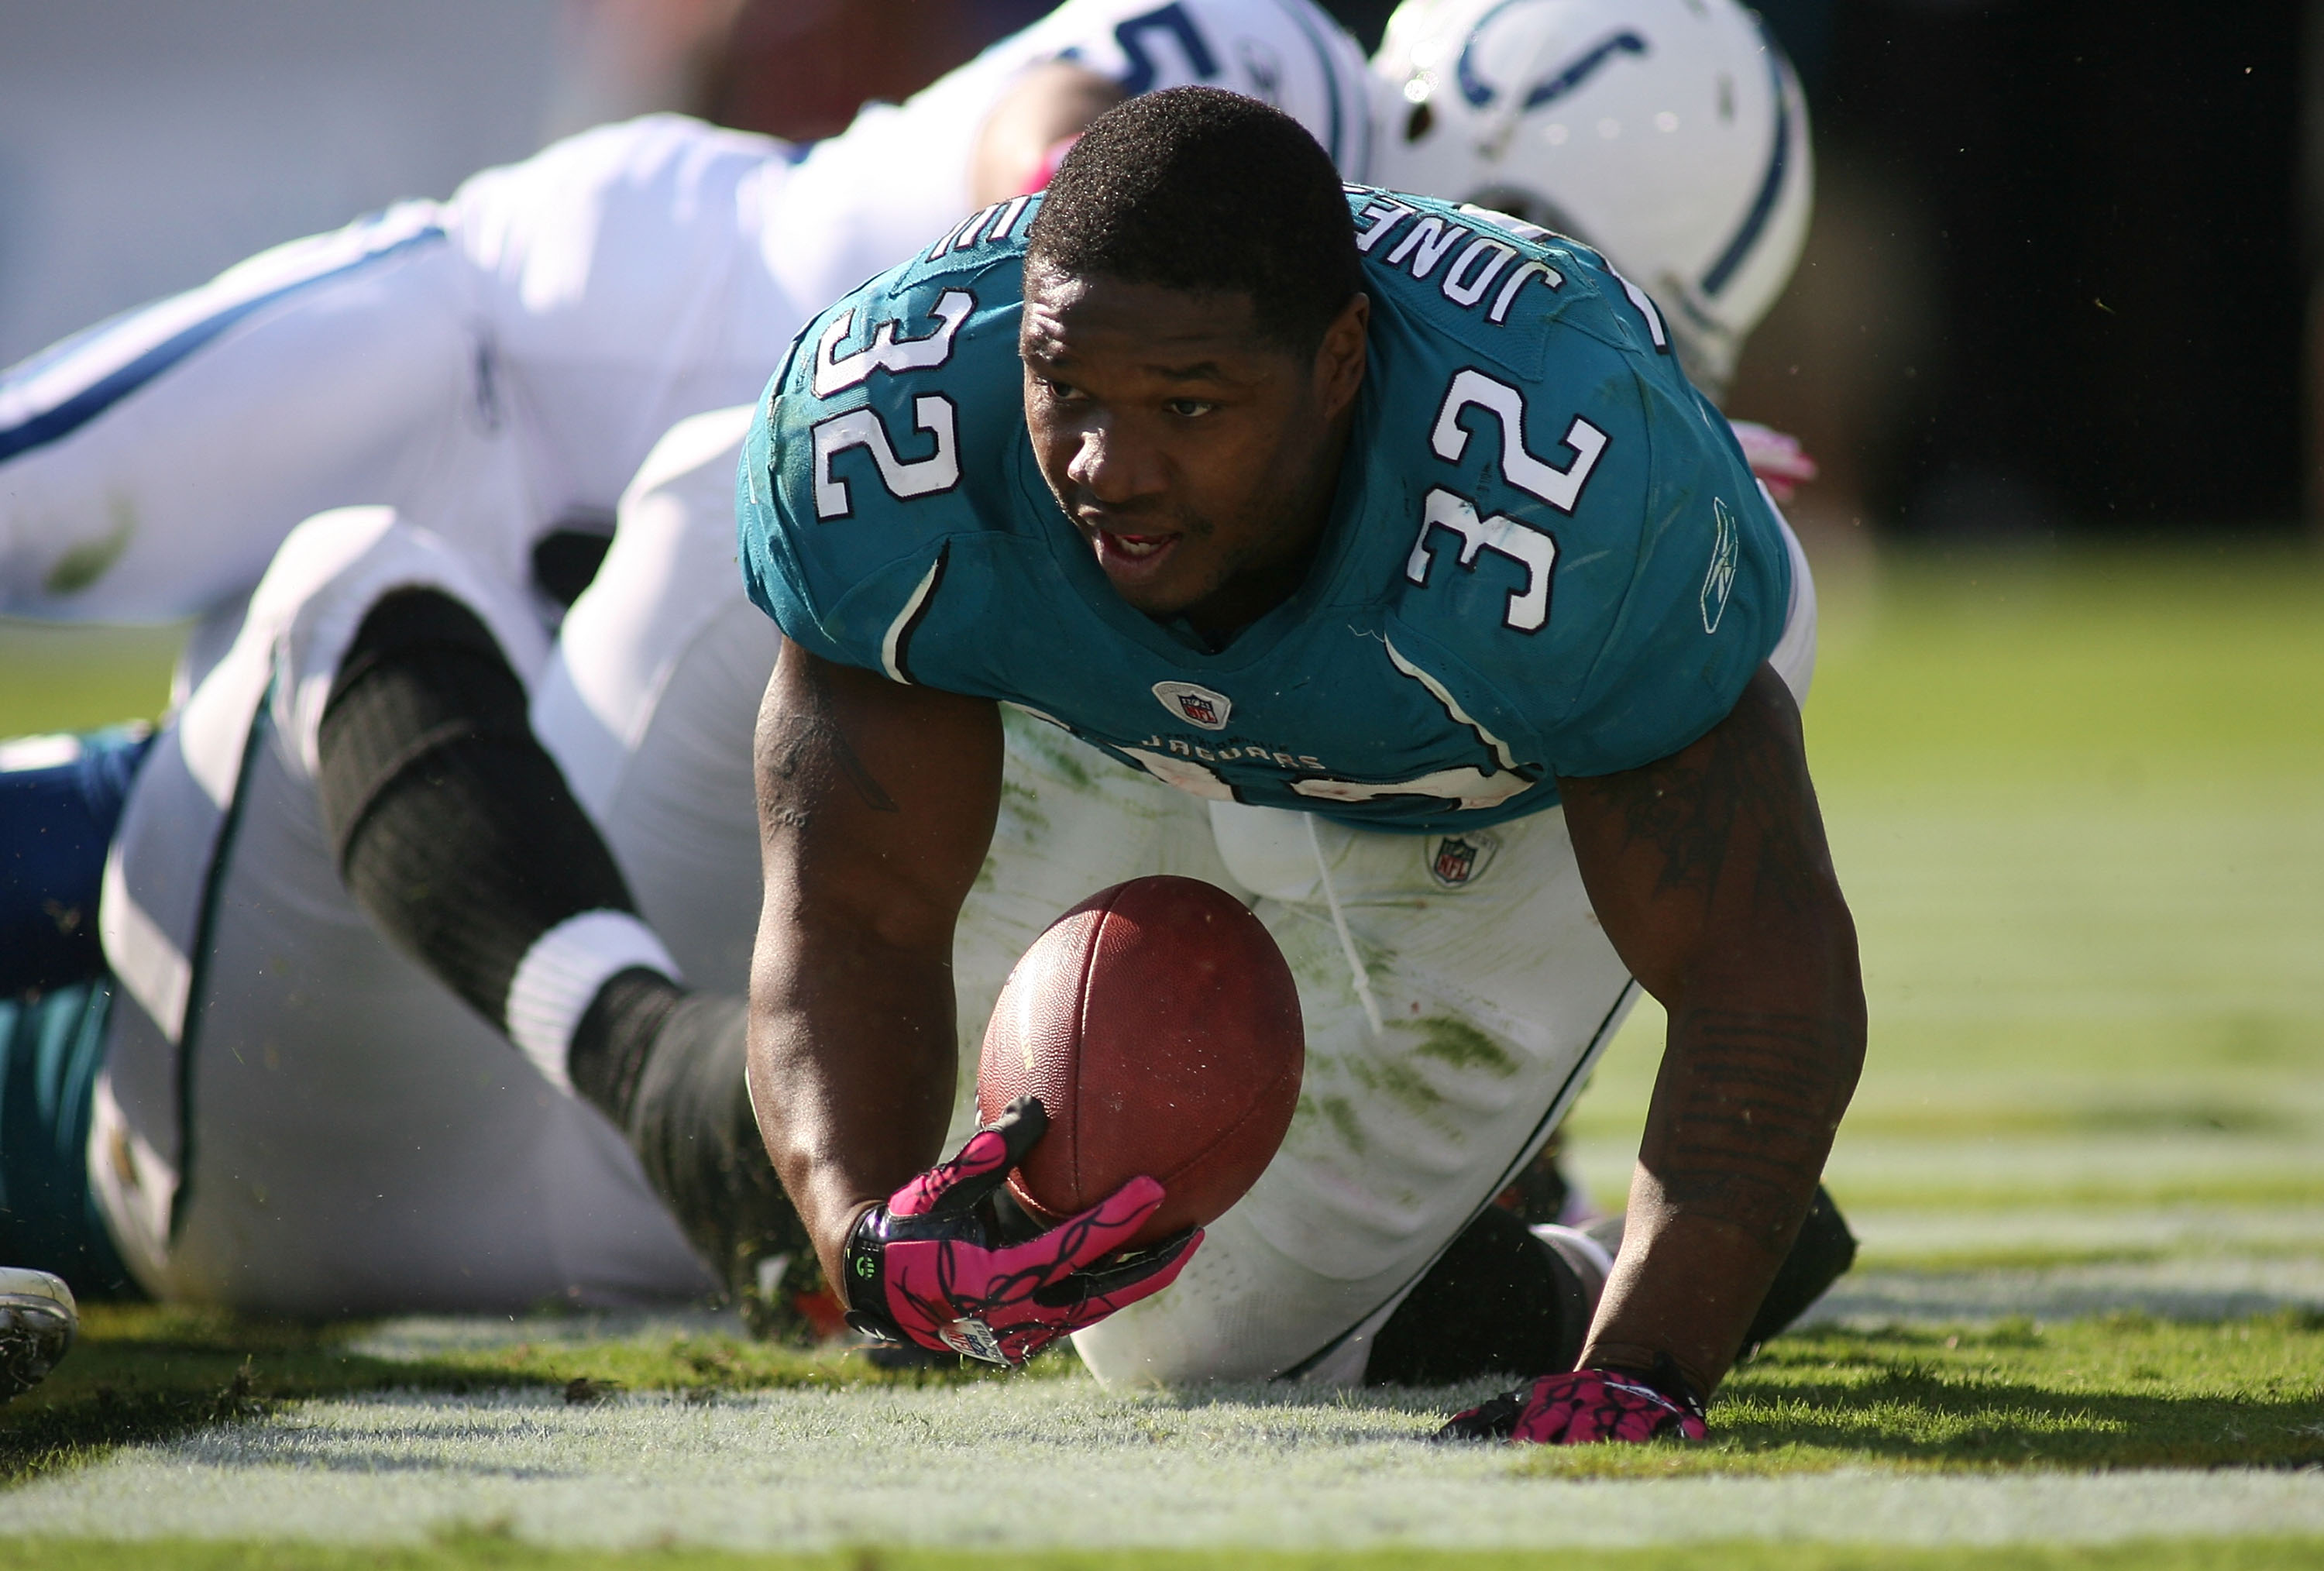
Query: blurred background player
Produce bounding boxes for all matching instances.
[0,0,1851,1377]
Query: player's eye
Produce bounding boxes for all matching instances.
[1164,397,1218,418]
[1042,377,1083,402]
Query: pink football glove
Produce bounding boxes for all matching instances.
[1728,419,1820,503]
[841,1096,1199,1366]
[1436,1364,1708,1446]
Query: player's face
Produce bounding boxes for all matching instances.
[1020,266,1367,638]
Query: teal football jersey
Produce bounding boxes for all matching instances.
[737,189,1791,834]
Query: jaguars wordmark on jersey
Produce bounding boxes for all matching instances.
[739,187,1792,835]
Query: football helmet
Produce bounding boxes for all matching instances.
[1370,0,1813,397]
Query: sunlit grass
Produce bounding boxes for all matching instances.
[7,1533,2324,1571]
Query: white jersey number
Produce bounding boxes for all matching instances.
[813,290,973,397]
[808,290,973,518]
[1404,487,1556,633]
[1410,371,1603,632]
[1430,370,1606,514]
[812,397,960,519]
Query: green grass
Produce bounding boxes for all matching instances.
[1532,1313,2324,1478]
[8,1306,2323,1492]
[0,1306,1032,1487]
[0,619,184,737]
[1562,542,2324,1216]
[8,1537,2324,1571]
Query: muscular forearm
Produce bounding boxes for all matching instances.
[1561,665,1865,1396]
[748,920,961,1296]
[746,643,1001,1301]
[1581,993,1862,1392]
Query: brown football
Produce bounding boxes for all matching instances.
[977,875,1304,1248]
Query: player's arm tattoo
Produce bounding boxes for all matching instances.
[757,653,899,824]
[1562,666,1865,1244]
[1585,678,1832,917]
[1648,1008,1856,1246]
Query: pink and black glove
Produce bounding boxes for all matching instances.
[841,1096,1199,1366]
[1436,1360,1709,1446]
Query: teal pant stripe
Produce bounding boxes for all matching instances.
[0,978,140,1297]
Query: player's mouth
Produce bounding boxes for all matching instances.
[1088,521,1181,585]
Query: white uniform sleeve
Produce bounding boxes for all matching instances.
[0,203,491,621]
[0,115,803,627]
[445,115,805,535]
[765,0,1375,317]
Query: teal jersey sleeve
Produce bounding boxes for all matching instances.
[737,200,1040,682]
[1542,371,1789,778]
[1354,189,1791,783]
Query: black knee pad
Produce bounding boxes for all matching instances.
[318,589,634,1026]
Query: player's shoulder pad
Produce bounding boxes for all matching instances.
[737,198,1041,671]
[1351,186,1789,777]
[1346,186,1686,384]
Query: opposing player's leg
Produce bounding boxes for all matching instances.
[317,572,812,1311]
[93,508,713,1314]
[529,407,775,996]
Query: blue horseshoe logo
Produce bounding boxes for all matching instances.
[1456,4,1650,111]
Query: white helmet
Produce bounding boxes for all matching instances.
[1370,0,1812,397]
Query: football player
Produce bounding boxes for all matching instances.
[737,88,1863,1439]
[0,0,1378,1326]
[1,0,1854,1391]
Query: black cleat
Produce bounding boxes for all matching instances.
[0,1267,77,1403]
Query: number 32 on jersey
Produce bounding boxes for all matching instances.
[1406,369,1606,634]
[810,290,974,518]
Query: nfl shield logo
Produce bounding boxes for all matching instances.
[1426,831,1499,889]
[1150,679,1232,731]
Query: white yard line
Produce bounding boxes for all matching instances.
[2,1387,2322,1551]
[1803,1256,2324,1327]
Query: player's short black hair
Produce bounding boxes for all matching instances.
[1025,86,1360,355]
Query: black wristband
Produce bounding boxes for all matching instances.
[840,1208,900,1344]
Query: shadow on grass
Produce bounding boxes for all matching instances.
[14,1306,2324,1488]
[1505,1317,2324,1477]
[0,1304,988,1487]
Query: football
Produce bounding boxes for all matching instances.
[978,875,1305,1248]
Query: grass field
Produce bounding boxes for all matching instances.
[3,540,2322,1565]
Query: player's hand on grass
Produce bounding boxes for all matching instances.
[1435,1363,1708,1446]
[841,1095,1200,1366]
